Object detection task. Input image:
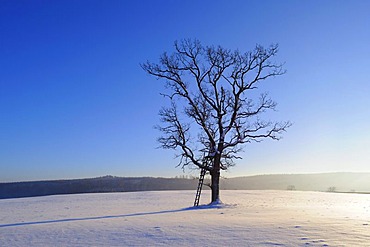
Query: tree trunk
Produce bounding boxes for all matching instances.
[210,150,222,203]
[210,169,220,202]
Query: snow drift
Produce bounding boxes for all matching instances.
[1,190,369,246]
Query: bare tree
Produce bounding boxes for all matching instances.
[142,39,291,203]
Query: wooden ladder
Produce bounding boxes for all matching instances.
[193,168,207,207]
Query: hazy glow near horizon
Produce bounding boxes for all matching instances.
[1,0,370,182]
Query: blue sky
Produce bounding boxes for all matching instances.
[1,0,370,182]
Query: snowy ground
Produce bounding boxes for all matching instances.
[0,190,369,246]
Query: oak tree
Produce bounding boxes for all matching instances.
[142,39,291,203]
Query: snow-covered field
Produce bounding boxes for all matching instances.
[1,190,369,246]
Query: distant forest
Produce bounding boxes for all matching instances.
[1,173,370,199]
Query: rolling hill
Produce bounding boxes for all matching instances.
[1,172,370,199]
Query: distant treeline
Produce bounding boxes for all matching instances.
[0,176,199,199]
[222,173,370,192]
[1,173,370,199]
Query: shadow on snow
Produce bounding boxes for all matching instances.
[0,204,227,228]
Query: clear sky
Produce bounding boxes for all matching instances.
[1,0,370,182]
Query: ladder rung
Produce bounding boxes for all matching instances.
[194,168,206,206]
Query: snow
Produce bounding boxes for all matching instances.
[1,190,370,246]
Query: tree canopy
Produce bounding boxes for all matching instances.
[142,39,291,202]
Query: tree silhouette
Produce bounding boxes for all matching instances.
[142,39,291,203]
